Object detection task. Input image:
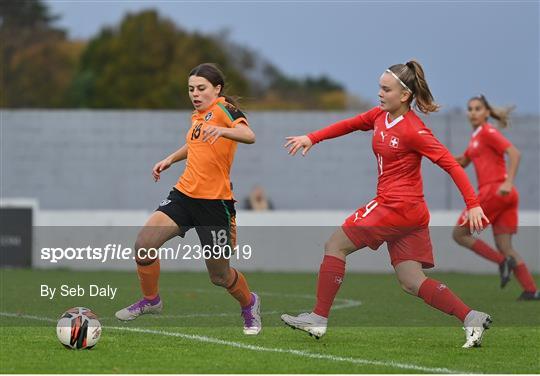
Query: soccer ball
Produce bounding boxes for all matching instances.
[56,307,102,349]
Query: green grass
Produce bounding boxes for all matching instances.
[1,269,539,373]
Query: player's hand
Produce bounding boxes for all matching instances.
[152,157,172,182]
[202,125,227,144]
[284,135,313,156]
[465,206,490,234]
[497,180,513,196]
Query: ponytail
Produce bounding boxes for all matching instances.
[387,60,439,114]
[471,95,515,129]
[405,60,440,114]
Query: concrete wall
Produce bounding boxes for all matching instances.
[2,110,539,210]
[29,209,540,273]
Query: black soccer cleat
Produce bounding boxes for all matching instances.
[517,291,540,301]
[499,256,517,289]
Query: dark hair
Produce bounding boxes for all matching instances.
[189,63,240,108]
[468,94,515,129]
[387,60,439,114]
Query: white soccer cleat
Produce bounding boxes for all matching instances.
[281,312,328,339]
[462,310,492,348]
[115,296,163,321]
[241,292,262,335]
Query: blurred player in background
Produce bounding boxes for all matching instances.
[115,63,262,335]
[452,95,539,300]
[282,60,492,348]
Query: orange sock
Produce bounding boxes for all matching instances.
[137,259,160,300]
[226,268,252,307]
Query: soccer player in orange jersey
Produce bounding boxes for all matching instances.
[452,95,539,300]
[281,61,492,348]
[115,63,262,334]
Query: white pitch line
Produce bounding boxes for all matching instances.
[100,289,361,320]
[0,312,466,374]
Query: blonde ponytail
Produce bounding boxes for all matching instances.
[387,60,440,114]
[472,95,515,129]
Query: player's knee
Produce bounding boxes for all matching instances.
[209,272,229,287]
[452,227,467,245]
[494,239,508,252]
[134,236,158,266]
[324,240,344,257]
[399,281,417,295]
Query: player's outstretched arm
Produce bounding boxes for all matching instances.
[284,135,313,156]
[152,144,188,182]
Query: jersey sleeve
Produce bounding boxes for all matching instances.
[219,102,248,128]
[484,127,512,154]
[436,153,480,209]
[308,106,381,144]
[407,126,448,163]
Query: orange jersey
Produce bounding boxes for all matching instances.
[175,97,248,200]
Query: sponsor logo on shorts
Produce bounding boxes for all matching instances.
[159,199,171,207]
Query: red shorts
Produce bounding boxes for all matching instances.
[457,182,519,235]
[342,197,435,269]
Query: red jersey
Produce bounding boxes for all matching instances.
[308,106,479,209]
[463,123,511,188]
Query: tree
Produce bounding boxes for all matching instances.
[0,0,81,107]
[70,10,250,109]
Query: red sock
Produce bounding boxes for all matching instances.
[313,255,345,318]
[471,240,505,264]
[417,278,471,322]
[514,263,537,293]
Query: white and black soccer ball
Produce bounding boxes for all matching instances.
[56,307,102,349]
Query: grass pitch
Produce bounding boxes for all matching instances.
[1,269,539,373]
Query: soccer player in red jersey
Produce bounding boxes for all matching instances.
[281,60,492,348]
[452,95,539,300]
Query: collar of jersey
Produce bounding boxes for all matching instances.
[385,111,405,129]
[472,123,487,137]
[196,96,225,115]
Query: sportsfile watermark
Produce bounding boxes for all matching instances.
[1,226,539,328]
[40,243,253,263]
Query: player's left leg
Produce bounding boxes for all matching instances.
[204,255,261,334]
[453,210,514,287]
[195,198,261,335]
[394,260,492,348]
[494,233,539,300]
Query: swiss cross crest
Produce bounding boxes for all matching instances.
[204,112,213,122]
[389,136,399,148]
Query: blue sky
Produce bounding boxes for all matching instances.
[47,1,539,114]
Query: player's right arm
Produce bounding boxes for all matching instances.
[284,107,381,156]
[152,144,188,182]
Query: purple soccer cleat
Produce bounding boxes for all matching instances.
[115,295,163,321]
[241,292,262,335]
